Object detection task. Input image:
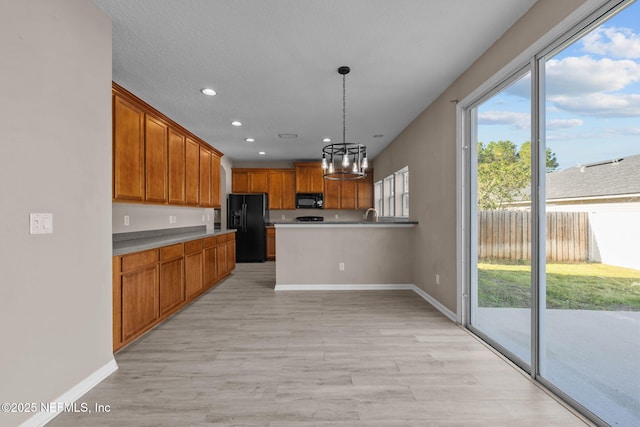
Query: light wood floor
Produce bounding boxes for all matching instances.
[50,262,590,426]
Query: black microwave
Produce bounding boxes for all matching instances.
[296,193,323,209]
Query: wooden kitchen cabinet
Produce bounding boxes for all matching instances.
[112,83,224,208]
[266,227,276,260]
[185,137,200,205]
[216,236,227,279]
[268,170,295,209]
[227,234,236,272]
[145,115,169,203]
[211,152,221,207]
[357,171,374,209]
[158,244,185,318]
[232,169,269,193]
[324,170,373,209]
[199,147,213,207]
[117,249,159,346]
[203,236,217,287]
[113,94,145,201]
[113,232,236,352]
[168,128,186,205]
[184,239,203,299]
[294,162,324,193]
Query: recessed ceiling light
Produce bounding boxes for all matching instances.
[200,88,216,96]
[258,151,266,156]
[231,121,242,127]
[322,138,331,143]
[245,138,255,143]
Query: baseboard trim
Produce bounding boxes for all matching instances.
[21,358,118,427]
[274,283,458,323]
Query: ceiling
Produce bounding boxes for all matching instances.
[93,0,537,163]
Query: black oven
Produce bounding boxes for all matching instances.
[295,193,323,209]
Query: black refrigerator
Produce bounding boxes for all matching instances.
[228,193,268,262]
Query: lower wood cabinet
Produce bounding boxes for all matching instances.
[113,232,236,352]
[159,244,185,317]
[266,227,276,260]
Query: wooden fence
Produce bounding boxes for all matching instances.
[478,210,590,262]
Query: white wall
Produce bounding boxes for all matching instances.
[0,1,114,426]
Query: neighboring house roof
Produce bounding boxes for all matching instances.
[545,154,640,200]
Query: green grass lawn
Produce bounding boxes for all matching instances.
[478,261,640,311]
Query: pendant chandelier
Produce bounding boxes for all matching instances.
[321,66,368,180]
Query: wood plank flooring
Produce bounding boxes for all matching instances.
[49,262,590,426]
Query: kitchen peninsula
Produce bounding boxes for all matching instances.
[274,220,416,289]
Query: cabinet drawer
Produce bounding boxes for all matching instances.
[204,236,217,248]
[185,239,203,254]
[121,249,158,273]
[226,233,235,242]
[160,243,184,261]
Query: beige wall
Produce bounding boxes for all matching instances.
[0,0,113,425]
[275,226,414,285]
[373,0,588,314]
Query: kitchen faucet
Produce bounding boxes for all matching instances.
[363,208,378,222]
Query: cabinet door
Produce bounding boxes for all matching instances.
[357,171,374,209]
[309,164,325,193]
[159,257,184,317]
[282,170,296,209]
[168,128,186,205]
[113,95,145,201]
[268,171,283,209]
[203,245,217,287]
[341,180,358,210]
[121,265,158,342]
[227,235,236,272]
[232,170,249,193]
[185,138,200,205]
[250,170,269,193]
[211,153,221,208]
[145,115,168,203]
[324,179,341,209]
[216,238,227,279]
[199,147,213,207]
[185,251,203,299]
[266,227,276,260]
[295,166,310,193]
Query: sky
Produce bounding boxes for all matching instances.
[477,0,640,170]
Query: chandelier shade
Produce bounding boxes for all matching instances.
[322,66,368,180]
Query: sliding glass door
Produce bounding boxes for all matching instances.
[539,2,640,424]
[469,70,532,369]
[467,1,640,425]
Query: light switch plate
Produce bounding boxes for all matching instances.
[30,213,53,235]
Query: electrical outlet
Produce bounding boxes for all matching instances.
[202,215,206,222]
[339,262,345,271]
[124,215,130,226]
[281,214,286,220]
[436,274,440,285]
[335,214,339,219]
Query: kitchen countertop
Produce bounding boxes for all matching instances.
[274,220,417,227]
[113,226,235,256]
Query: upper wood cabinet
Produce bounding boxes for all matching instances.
[357,172,374,209]
[211,152,221,208]
[324,169,374,210]
[231,169,269,193]
[295,162,324,193]
[267,170,295,210]
[112,83,224,207]
[185,138,200,206]
[144,115,169,203]
[199,147,213,207]
[168,128,186,205]
[113,94,145,201]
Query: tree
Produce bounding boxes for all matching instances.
[477,141,558,210]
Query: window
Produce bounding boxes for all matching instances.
[374,166,409,217]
